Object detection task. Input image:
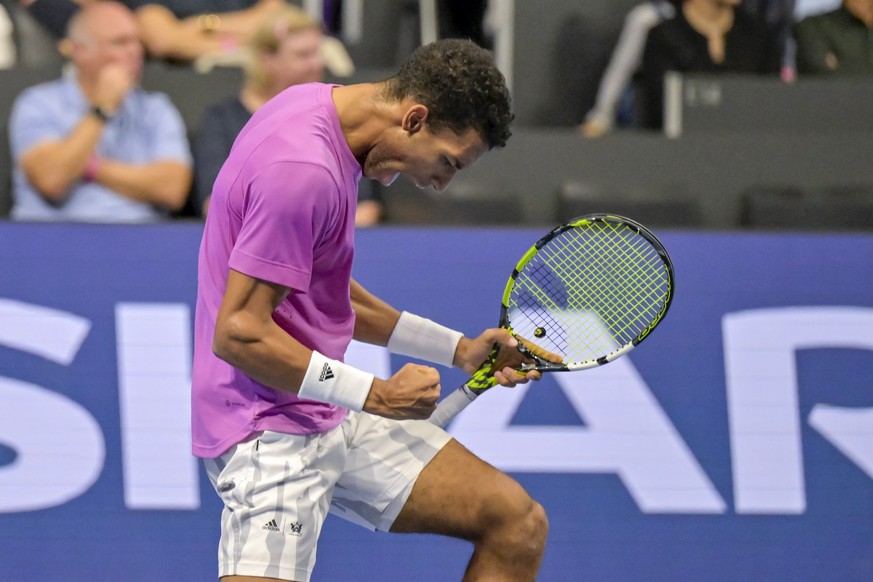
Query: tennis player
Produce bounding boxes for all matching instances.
[193,39,549,582]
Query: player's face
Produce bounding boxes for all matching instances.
[365,121,489,192]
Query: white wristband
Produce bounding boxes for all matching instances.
[298,351,374,411]
[386,311,463,367]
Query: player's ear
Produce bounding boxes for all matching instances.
[402,104,429,135]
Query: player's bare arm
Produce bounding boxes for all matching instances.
[350,278,549,388]
[212,269,312,391]
[349,277,401,345]
[214,270,441,419]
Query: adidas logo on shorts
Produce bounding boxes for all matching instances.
[262,519,280,532]
[318,363,334,382]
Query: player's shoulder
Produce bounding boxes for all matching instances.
[267,81,331,112]
[251,85,339,149]
[229,83,348,182]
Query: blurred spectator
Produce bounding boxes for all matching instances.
[128,0,284,62]
[578,1,678,137]
[794,0,873,75]
[9,1,192,222]
[640,0,783,129]
[15,0,354,75]
[19,0,299,62]
[193,5,382,225]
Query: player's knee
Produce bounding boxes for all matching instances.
[479,485,548,555]
[499,497,548,559]
[529,500,549,543]
[519,499,549,554]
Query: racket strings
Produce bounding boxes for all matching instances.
[563,224,668,332]
[560,223,668,322]
[508,221,671,364]
[553,226,668,340]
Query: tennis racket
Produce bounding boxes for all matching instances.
[428,213,674,427]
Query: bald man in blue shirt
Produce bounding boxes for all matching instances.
[10,1,191,222]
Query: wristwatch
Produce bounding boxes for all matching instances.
[197,13,222,34]
[89,105,113,123]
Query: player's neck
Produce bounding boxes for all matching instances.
[332,83,401,158]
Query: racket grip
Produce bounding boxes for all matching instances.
[428,384,478,428]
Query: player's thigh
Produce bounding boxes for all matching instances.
[329,412,451,532]
[389,438,538,539]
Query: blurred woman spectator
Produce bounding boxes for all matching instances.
[639,0,783,129]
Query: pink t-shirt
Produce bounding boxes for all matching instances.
[192,83,362,458]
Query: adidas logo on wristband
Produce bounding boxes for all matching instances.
[300,351,373,411]
[318,363,335,381]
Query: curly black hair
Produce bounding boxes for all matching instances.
[384,39,514,149]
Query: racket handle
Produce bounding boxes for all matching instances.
[428,384,478,428]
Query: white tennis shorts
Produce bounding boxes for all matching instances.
[203,411,452,582]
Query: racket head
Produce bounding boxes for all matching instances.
[500,213,674,371]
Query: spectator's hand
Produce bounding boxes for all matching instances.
[93,63,136,114]
[578,119,611,138]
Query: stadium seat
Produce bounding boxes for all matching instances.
[381,180,524,226]
[556,180,703,228]
[739,184,873,231]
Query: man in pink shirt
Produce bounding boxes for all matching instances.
[193,38,549,582]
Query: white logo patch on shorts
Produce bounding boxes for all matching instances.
[285,521,304,536]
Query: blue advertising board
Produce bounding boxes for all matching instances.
[1,223,871,581]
